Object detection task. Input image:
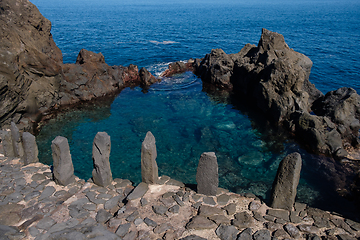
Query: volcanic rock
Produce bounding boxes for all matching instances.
[92,132,112,187]
[0,0,157,131]
[22,132,39,165]
[141,131,159,184]
[193,28,360,159]
[196,152,219,196]
[270,152,302,211]
[51,136,75,186]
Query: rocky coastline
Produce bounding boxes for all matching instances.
[0,0,158,133]
[165,29,360,162]
[1,0,360,239]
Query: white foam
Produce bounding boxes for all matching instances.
[149,40,179,45]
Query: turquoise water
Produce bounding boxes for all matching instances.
[31,0,360,217]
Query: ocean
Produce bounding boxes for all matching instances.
[31,0,360,218]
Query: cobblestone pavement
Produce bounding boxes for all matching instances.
[0,154,360,239]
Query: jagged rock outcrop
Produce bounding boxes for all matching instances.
[161,61,194,78]
[0,0,63,127]
[312,87,360,148]
[0,0,157,131]
[190,28,360,159]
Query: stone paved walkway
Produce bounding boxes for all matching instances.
[0,151,360,239]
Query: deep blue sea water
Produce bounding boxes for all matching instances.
[31,0,360,217]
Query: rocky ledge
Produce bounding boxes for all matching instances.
[0,0,158,132]
[1,153,360,240]
[165,29,360,161]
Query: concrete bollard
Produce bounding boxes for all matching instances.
[22,132,39,165]
[10,122,24,159]
[92,132,113,187]
[270,152,302,211]
[141,131,158,184]
[196,152,219,196]
[51,136,76,186]
[0,130,15,157]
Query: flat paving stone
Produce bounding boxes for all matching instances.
[192,194,202,202]
[168,205,180,214]
[237,228,252,240]
[97,193,112,200]
[223,203,236,215]
[198,205,224,217]
[154,223,172,234]
[5,192,23,203]
[186,215,217,230]
[203,196,216,205]
[273,229,290,239]
[209,214,230,225]
[38,186,56,201]
[36,217,56,230]
[284,223,301,239]
[96,209,112,223]
[267,209,290,221]
[127,182,148,200]
[232,212,256,229]
[253,229,271,240]
[32,173,47,182]
[144,217,157,228]
[105,195,124,210]
[116,223,131,237]
[83,203,97,211]
[217,194,230,206]
[173,194,185,206]
[126,210,139,222]
[166,178,185,187]
[216,223,239,240]
[152,205,167,216]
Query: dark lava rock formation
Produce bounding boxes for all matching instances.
[167,29,360,160]
[0,0,157,131]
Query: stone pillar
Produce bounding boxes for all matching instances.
[196,152,218,196]
[0,130,15,157]
[10,122,24,159]
[270,152,302,211]
[141,131,158,184]
[92,132,112,187]
[22,132,39,165]
[51,136,75,186]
